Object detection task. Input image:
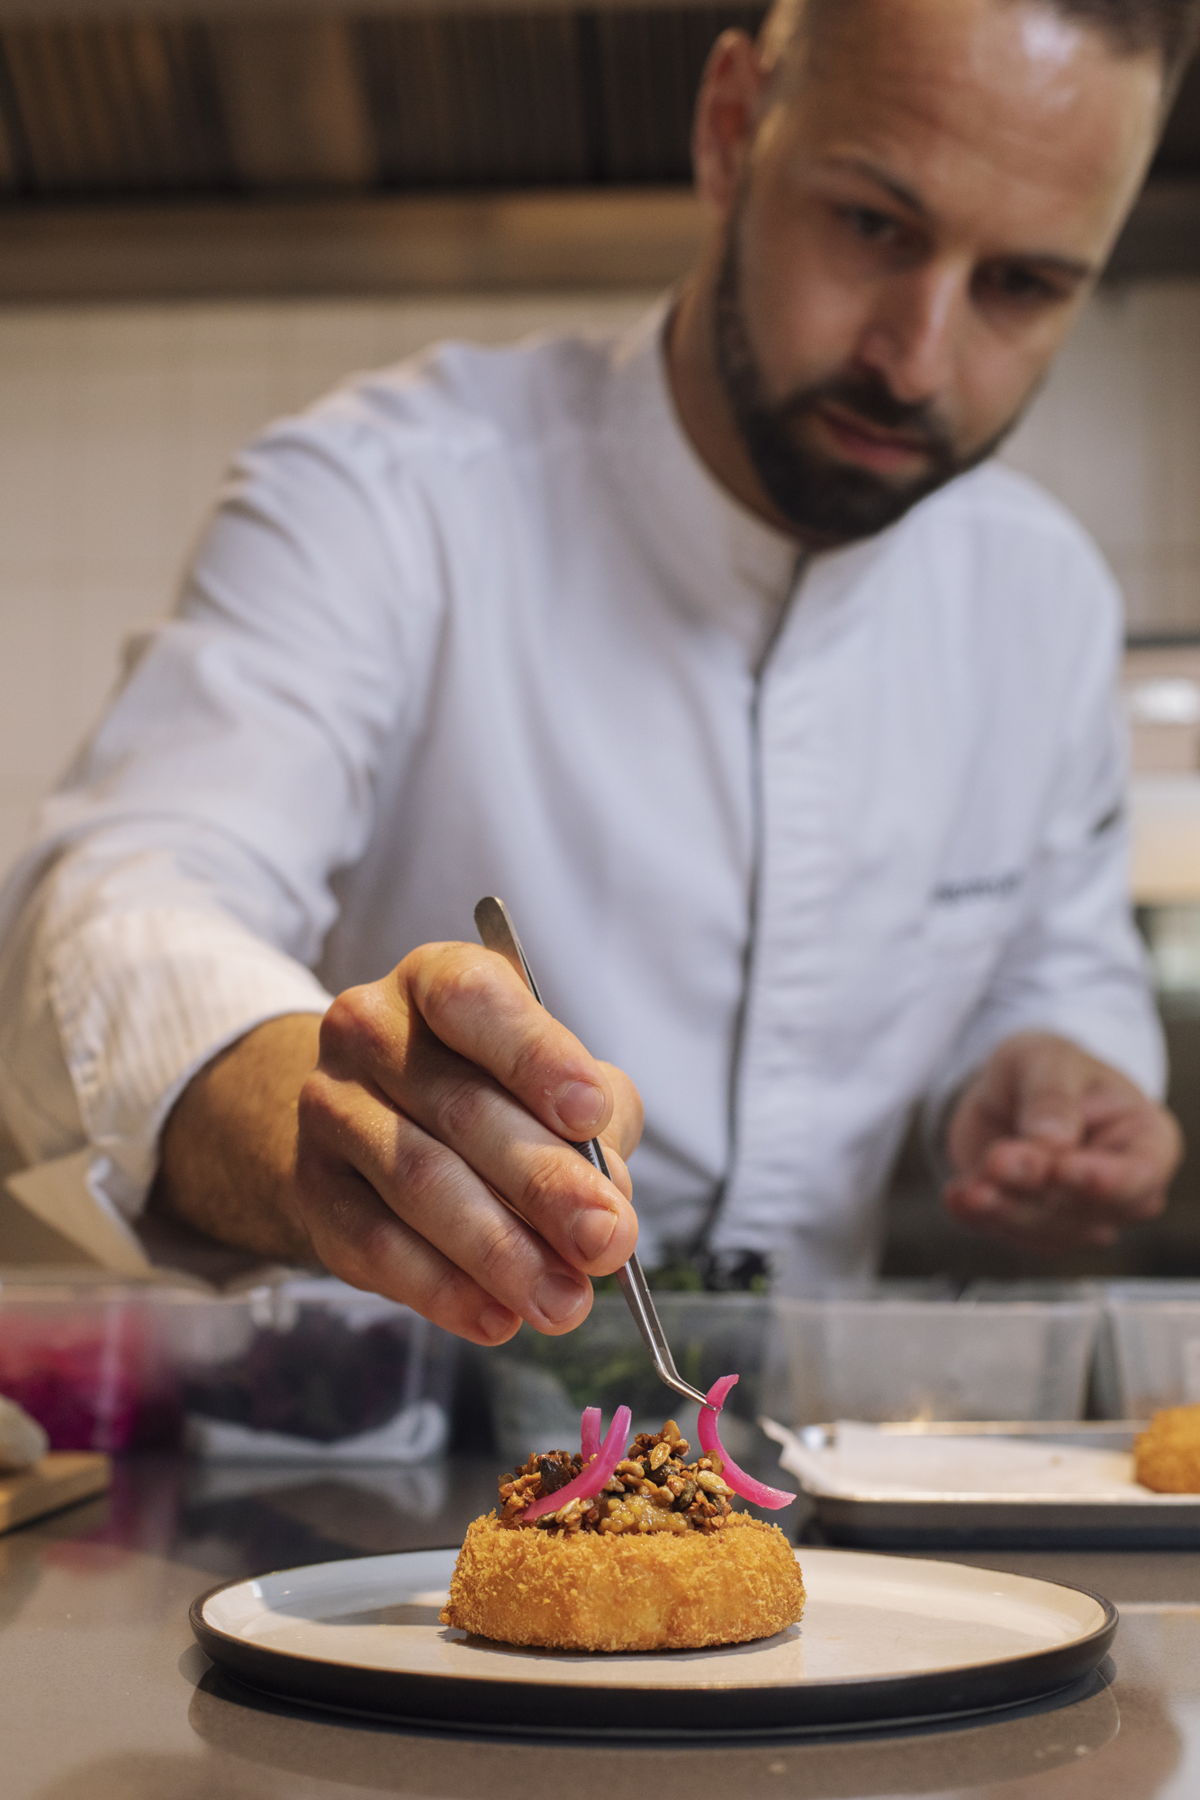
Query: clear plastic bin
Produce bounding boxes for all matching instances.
[0,1271,197,1452]
[771,1296,1101,1424]
[1098,1282,1200,1419]
[177,1277,457,1461]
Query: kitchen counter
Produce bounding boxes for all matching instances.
[3,1453,1198,1799]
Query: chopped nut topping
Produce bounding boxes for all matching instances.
[696,1470,732,1495]
[498,1422,737,1535]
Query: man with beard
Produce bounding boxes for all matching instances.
[0,0,1194,1334]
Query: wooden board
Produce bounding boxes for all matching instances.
[0,1453,111,1534]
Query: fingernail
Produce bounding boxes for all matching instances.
[1024,1114,1075,1145]
[555,1080,605,1135]
[478,1304,517,1342]
[534,1272,588,1324]
[571,1206,617,1262]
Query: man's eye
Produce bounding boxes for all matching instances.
[838,205,901,245]
[981,264,1061,305]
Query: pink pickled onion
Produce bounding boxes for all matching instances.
[522,1404,632,1522]
[698,1374,796,1510]
[580,1405,602,1462]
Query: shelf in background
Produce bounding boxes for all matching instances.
[0,187,704,301]
[0,2,1195,297]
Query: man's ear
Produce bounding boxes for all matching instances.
[691,30,768,217]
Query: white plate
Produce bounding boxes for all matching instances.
[191,1544,1116,1735]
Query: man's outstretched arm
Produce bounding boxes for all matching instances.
[149,1013,322,1266]
[151,944,642,1344]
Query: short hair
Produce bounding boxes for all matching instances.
[762,0,1200,94]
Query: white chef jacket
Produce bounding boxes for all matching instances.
[0,303,1164,1285]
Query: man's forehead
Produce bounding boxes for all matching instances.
[764,0,1163,248]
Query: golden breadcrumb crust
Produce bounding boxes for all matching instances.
[439,1510,805,1652]
[1135,1405,1200,1492]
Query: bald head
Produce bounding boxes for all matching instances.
[760,0,1200,100]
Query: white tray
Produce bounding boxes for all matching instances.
[767,1420,1200,1547]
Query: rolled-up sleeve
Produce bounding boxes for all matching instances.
[0,409,420,1221]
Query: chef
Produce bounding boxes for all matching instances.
[0,0,1192,1339]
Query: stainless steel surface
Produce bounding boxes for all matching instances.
[474,895,709,1411]
[7,1452,1200,1797]
[795,1421,1200,1550]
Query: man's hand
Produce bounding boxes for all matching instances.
[942,1031,1181,1253]
[291,943,641,1344]
[154,942,642,1346]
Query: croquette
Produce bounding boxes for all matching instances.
[1134,1404,1200,1492]
[441,1508,804,1651]
[439,1420,805,1652]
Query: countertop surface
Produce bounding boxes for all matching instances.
[3,1453,1200,1799]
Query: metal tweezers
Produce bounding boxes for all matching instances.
[475,896,710,1411]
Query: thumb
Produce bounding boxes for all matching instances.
[1011,1037,1090,1150]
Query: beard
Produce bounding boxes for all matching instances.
[711,216,1024,546]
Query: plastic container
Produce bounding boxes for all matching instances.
[480,1292,776,1475]
[0,1272,195,1452]
[1097,1282,1200,1419]
[771,1296,1101,1424]
[177,1277,457,1461]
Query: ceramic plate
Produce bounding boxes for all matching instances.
[191,1544,1116,1735]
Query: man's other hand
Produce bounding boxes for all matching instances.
[291,943,642,1345]
[942,1031,1181,1253]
